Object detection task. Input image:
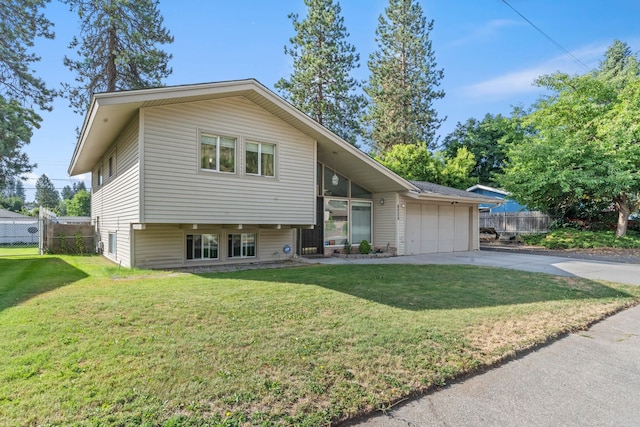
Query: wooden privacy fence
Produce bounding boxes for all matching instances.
[39,208,94,254]
[479,211,551,234]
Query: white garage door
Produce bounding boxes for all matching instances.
[406,204,470,254]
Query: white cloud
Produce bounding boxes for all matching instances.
[463,42,611,99]
[449,19,524,47]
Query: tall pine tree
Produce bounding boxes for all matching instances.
[275,0,365,145]
[63,0,174,115]
[35,174,60,210]
[364,0,444,152]
[0,0,54,189]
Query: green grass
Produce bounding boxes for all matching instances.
[522,229,640,249]
[1,255,639,426]
[0,246,39,256]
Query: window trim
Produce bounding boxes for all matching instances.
[186,233,220,261]
[199,131,237,174]
[108,232,116,255]
[228,232,257,259]
[245,140,276,178]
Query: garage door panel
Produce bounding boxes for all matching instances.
[420,205,439,253]
[454,206,470,251]
[406,204,421,255]
[437,205,455,252]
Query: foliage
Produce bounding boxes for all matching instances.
[0,196,23,212]
[63,0,174,114]
[343,240,352,254]
[0,96,38,191]
[498,40,640,237]
[358,240,371,254]
[0,0,55,111]
[1,256,637,425]
[66,189,91,216]
[61,181,86,200]
[275,0,366,145]
[34,174,60,209]
[364,0,445,152]
[374,143,476,189]
[441,111,526,185]
[522,229,640,250]
[0,1,53,189]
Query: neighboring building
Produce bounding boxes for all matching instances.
[68,79,496,269]
[0,209,38,245]
[466,184,527,213]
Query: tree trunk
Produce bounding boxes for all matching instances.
[614,195,631,237]
[107,23,117,92]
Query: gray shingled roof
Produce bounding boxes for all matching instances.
[409,180,500,202]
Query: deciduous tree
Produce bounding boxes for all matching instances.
[499,41,640,237]
[276,0,365,145]
[364,0,444,152]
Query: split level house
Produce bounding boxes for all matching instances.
[68,79,496,269]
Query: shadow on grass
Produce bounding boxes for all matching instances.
[0,257,88,312]
[207,264,634,311]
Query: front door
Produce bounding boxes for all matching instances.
[298,197,324,255]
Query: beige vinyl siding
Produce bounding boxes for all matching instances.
[256,228,296,261]
[141,97,316,225]
[133,224,296,269]
[92,116,141,267]
[471,207,480,250]
[397,197,407,255]
[372,192,398,251]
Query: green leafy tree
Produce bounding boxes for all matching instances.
[442,112,527,185]
[0,196,23,212]
[499,41,640,237]
[364,0,445,152]
[35,174,60,210]
[63,0,174,114]
[0,0,54,188]
[275,0,366,145]
[66,189,91,216]
[374,143,476,189]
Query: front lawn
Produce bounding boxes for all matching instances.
[1,255,638,426]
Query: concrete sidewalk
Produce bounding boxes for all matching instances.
[308,251,640,426]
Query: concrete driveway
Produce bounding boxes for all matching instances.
[311,250,640,286]
[309,251,640,427]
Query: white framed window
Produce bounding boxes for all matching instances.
[200,133,236,173]
[228,233,256,258]
[108,155,114,177]
[351,201,372,244]
[186,233,219,260]
[108,232,116,255]
[246,141,275,177]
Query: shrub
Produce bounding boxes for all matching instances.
[358,240,371,255]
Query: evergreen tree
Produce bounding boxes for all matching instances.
[63,0,174,114]
[61,184,74,201]
[15,179,25,201]
[599,39,634,78]
[0,0,53,188]
[364,0,445,152]
[0,97,39,189]
[35,174,60,209]
[275,0,366,145]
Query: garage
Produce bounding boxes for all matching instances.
[405,203,471,255]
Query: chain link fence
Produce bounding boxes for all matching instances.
[0,212,39,256]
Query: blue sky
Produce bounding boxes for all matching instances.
[22,0,640,200]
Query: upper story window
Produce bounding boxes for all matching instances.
[200,133,236,173]
[97,167,103,186]
[108,156,114,177]
[246,141,275,177]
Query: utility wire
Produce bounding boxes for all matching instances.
[501,0,592,72]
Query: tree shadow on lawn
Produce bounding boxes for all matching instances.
[0,257,88,312]
[207,264,634,311]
